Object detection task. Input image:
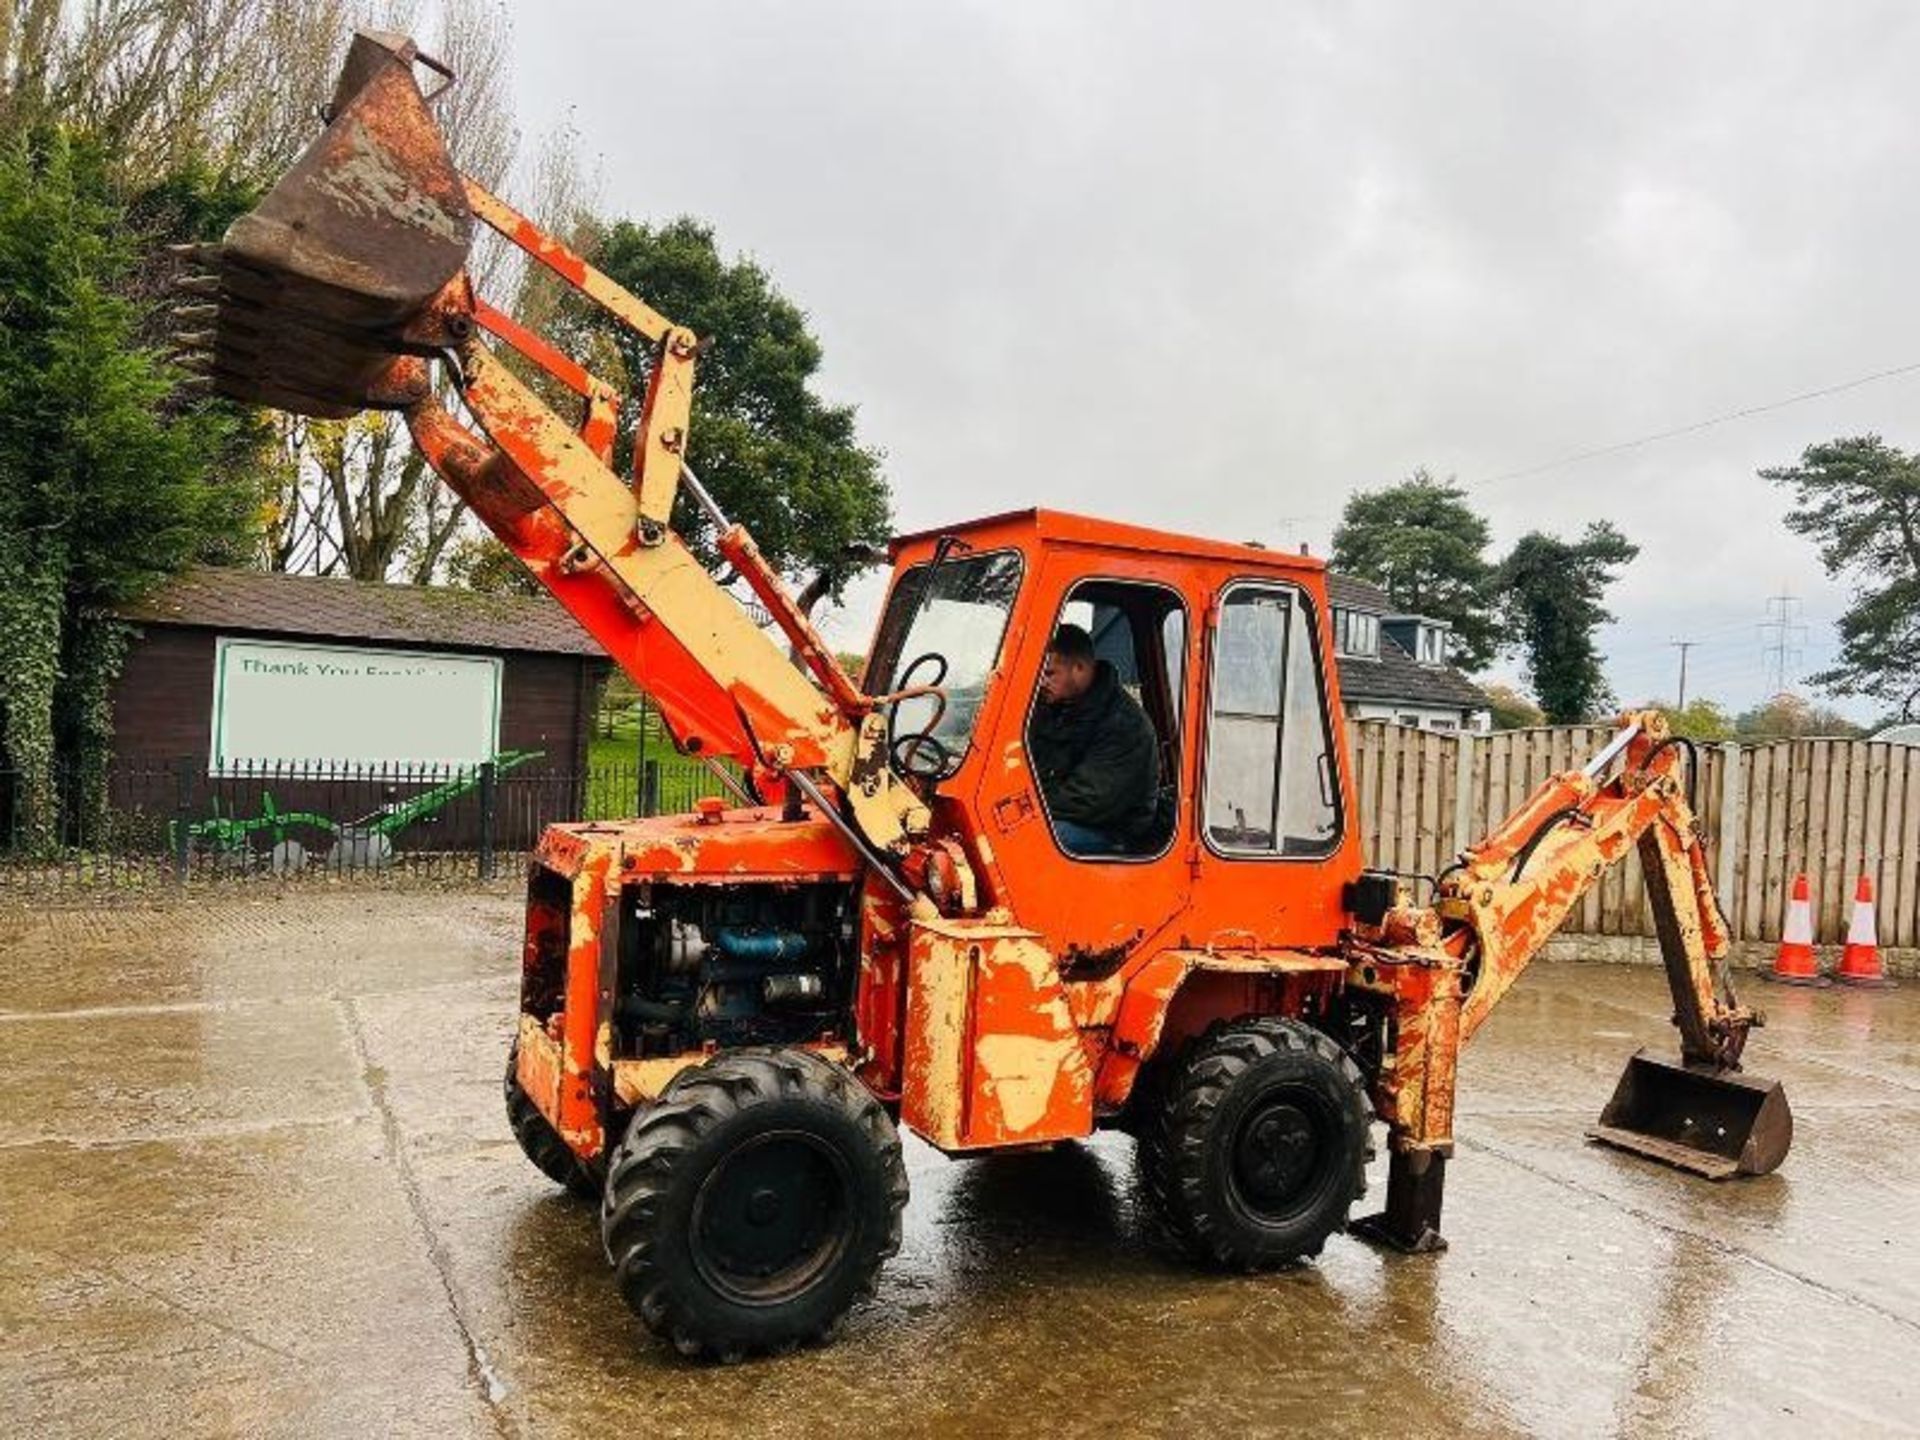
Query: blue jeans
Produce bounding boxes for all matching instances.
[1053,819,1125,857]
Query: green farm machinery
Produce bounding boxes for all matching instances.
[174,750,543,872]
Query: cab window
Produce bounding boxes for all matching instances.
[1204,584,1341,856]
[1030,580,1186,860]
[866,548,1023,775]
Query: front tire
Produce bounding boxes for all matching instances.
[505,1044,600,1200]
[1139,1018,1370,1269]
[601,1047,908,1360]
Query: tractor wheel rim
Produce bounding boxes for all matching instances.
[1230,1093,1327,1215]
[691,1130,853,1305]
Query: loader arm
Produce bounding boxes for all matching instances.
[1349,710,1788,1253]
[177,30,929,859]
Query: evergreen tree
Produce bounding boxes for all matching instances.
[0,129,252,845]
[1332,470,1499,671]
[1761,436,1920,720]
[1496,522,1638,723]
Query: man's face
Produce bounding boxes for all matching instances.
[1039,650,1094,705]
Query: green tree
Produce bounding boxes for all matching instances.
[571,217,891,592]
[1331,470,1498,671]
[1656,697,1734,741]
[0,128,253,845]
[445,528,540,597]
[1481,682,1545,730]
[1496,521,1639,724]
[1735,694,1862,740]
[1761,436,1920,720]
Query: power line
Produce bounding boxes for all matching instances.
[1603,614,1757,662]
[1671,640,1699,710]
[1469,357,1920,490]
[1760,591,1809,697]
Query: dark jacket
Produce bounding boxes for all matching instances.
[1027,660,1160,842]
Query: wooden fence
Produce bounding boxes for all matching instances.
[1349,723,1920,949]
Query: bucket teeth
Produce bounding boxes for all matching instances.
[172,329,217,348]
[172,273,223,297]
[166,241,222,262]
[170,304,220,324]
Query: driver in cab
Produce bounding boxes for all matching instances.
[1028,624,1160,857]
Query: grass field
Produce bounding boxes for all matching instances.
[580,702,734,819]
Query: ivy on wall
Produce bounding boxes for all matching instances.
[0,128,260,850]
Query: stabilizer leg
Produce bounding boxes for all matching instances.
[1349,1147,1449,1254]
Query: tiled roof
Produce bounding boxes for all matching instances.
[1326,571,1488,711]
[116,566,606,657]
[1336,633,1489,710]
[1326,572,1393,613]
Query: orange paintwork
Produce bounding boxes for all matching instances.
[899,918,1094,1149]
[415,212,1764,1181]
[503,503,1380,1154]
[887,509,1364,967]
[539,808,862,886]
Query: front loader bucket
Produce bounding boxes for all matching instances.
[1586,1049,1792,1179]
[177,30,472,417]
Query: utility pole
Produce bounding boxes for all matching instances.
[1759,591,1807,697]
[1670,640,1698,710]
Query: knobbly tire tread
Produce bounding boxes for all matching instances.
[1138,1017,1371,1270]
[504,1044,601,1201]
[600,1047,908,1361]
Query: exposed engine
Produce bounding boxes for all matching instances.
[615,881,858,1056]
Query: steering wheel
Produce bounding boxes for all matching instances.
[890,731,953,780]
[886,651,952,780]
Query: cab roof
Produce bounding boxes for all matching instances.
[889,507,1327,572]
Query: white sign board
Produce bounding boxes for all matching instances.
[211,638,503,774]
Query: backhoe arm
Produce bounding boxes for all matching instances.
[1441,713,1755,1067]
[1349,711,1784,1254]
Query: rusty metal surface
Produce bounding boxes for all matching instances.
[611,1042,850,1107]
[189,31,472,415]
[1351,712,1789,1202]
[1589,1050,1793,1178]
[901,917,1094,1149]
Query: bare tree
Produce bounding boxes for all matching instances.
[266,0,521,582]
[3,0,352,185]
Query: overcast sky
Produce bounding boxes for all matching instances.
[502,2,1919,720]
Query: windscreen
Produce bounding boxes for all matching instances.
[865,549,1024,772]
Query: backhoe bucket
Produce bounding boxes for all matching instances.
[1586,1049,1792,1179]
[178,30,472,417]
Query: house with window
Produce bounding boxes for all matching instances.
[1327,574,1491,734]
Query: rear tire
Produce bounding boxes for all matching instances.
[505,1044,600,1201]
[1139,1017,1370,1269]
[601,1047,908,1360]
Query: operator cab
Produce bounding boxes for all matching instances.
[867,509,1361,961]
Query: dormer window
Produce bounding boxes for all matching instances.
[1333,608,1379,658]
[1417,625,1447,666]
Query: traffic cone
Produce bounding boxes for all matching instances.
[1765,873,1826,985]
[1835,874,1895,988]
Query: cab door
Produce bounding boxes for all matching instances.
[966,552,1197,971]
[1183,578,1361,950]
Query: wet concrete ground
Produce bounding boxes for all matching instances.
[1,893,1915,1439]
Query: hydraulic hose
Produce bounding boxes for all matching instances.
[1645,734,1700,813]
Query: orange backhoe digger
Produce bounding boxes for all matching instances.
[180,31,1791,1359]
